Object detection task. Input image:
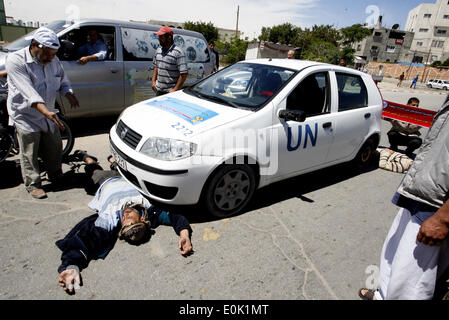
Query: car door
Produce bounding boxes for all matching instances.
[326,71,372,162]
[273,70,335,178]
[57,24,125,118]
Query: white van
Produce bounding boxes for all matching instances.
[110,59,383,218]
[0,19,215,119]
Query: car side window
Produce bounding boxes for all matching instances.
[336,73,368,111]
[287,72,330,117]
[58,26,116,61]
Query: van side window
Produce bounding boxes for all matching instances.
[287,72,330,117]
[336,73,368,111]
[173,34,210,63]
[58,26,116,61]
[121,28,159,61]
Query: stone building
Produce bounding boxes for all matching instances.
[405,0,449,63]
[353,18,414,65]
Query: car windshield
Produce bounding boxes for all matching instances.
[3,20,73,52]
[186,62,296,110]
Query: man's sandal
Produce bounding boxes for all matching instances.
[358,288,376,300]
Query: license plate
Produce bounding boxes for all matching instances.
[110,147,127,171]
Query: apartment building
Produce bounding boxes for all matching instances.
[405,0,449,63]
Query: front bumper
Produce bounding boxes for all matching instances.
[109,124,223,205]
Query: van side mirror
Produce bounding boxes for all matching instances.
[58,39,76,61]
[279,109,306,122]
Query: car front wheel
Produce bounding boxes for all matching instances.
[202,164,256,218]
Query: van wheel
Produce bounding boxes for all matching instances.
[202,164,256,218]
[354,138,375,168]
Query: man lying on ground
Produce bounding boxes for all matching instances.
[56,150,193,294]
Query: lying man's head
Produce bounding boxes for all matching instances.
[119,202,151,245]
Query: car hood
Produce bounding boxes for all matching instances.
[119,90,253,141]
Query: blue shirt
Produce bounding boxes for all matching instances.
[5,47,73,132]
[77,39,108,61]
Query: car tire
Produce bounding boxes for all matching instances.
[354,138,376,169]
[202,164,256,218]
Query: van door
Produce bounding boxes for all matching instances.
[57,25,124,118]
[121,27,158,107]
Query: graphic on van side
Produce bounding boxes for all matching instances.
[121,28,210,64]
[146,97,218,125]
[287,123,318,151]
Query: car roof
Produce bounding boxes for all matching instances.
[66,18,206,38]
[238,58,367,76]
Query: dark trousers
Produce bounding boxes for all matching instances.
[84,163,120,194]
[387,131,422,157]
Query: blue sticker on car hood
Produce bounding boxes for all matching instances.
[145,97,218,125]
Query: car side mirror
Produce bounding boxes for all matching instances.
[58,39,76,61]
[279,109,306,122]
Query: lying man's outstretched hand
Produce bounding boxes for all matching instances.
[58,267,81,294]
[178,229,193,256]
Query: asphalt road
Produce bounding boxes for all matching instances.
[0,80,447,301]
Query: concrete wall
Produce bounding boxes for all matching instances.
[365,61,449,82]
[0,25,36,43]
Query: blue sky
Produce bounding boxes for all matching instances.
[5,0,438,39]
[298,0,435,29]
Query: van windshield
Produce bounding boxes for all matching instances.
[186,62,296,111]
[4,20,73,52]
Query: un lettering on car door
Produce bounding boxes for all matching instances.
[275,71,335,177]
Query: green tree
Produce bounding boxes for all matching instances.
[442,58,449,67]
[183,21,219,42]
[217,37,248,64]
[340,24,372,46]
[301,39,341,64]
[259,23,300,45]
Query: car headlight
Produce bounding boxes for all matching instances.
[140,137,197,161]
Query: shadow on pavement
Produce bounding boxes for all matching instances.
[66,115,119,138]
[164,155,380,224]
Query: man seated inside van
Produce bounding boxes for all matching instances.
[77,30,108,65]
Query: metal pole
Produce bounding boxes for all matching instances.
[236,5,239,38]
[422,48,431,83]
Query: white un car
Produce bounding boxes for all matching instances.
[110,59,383,218]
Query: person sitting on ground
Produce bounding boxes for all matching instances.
[56,150,193,294]
[385,97,422,158]
[77,30,108,65]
